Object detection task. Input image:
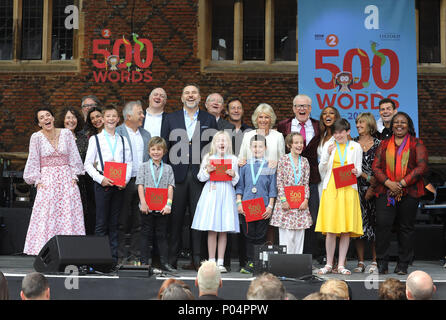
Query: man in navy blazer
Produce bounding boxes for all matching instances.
[277,94,324,263]
[161,84,218,270]
[116,101,151,265]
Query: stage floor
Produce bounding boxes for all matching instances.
[1,255,446,300]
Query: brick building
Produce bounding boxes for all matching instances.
[0,0,445,181]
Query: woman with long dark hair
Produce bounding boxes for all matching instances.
[372,112,428,275]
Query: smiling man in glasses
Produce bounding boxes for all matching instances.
[80,95,101,122]
[277,94,323,265]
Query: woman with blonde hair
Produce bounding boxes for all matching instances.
[353,113,381,273]
[192,131,240,273]
[238,103,285,168]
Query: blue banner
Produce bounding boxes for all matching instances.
[298,0,418,136]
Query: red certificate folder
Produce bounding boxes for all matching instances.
[104,161,127,187]
[145,188,168,211]
[209,159,232,181]
[242,198,266,222]
[284,186,305,209]
[333,164,357,189]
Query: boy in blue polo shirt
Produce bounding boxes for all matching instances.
[236,134,277,274]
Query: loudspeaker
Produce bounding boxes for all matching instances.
[267,254,313,279]
[33,235,114,273]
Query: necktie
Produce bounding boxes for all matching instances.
[300,122,306,149]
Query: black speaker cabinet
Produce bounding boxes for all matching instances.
[267,254,313,279]
[33,235,114,273]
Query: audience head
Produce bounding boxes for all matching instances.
[390,111,416,138]
[320,279,350,300]
[195,260,222,297]
[161,283,194,300]
[0,271,9,300]
[293,94,312,123]
[157,278,191,300]
[56,106,85,133]
[378,278,407,300]
[252,103,277,130]
[20,272,50,300]
[303,292,342,300]
[246,273,286,300]
[406,270,436,300]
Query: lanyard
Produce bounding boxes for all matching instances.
[336,141,349,166]
[104,131,118,160]
[288,153,301,185]
[150,159,163,188]
[250,158,265,186]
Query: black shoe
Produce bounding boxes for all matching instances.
[161,263,178,273]
[378,262,388,274]
[394,265,408,275]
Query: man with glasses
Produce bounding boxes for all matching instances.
[277,94,323,264]
[80,95,101,122]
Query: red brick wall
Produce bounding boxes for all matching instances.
[0,0,445,160]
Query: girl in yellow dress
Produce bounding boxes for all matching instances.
[316,118,363,275]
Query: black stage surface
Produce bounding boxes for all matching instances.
[2,255,446,300]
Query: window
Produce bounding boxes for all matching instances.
[416,0,446,72]
[0,0,81,72]
[198,0,298,73]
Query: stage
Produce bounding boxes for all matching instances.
[2,255,446,300]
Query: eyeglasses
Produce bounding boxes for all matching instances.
[82,103,97,108]
[293,104,310,109]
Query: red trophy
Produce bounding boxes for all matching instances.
[104,162,127,187]
[145,188,168,211]
[284,186,305,209]
[333,163,357,189]
[242,198,266,222]
[209,159,232,181]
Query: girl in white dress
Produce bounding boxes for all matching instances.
[192,131,240,273]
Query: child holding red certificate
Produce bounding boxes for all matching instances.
[315,118,363,275]
[191,131,239,273]
[270,133,312,254]
[136,137,176,272]
[235,134,277,274]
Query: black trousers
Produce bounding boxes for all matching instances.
[375,194,419,267]
[302,183,324,258]
[117,178,141,260]
[240,215,270,261]
[168,168,204,266]
[94,183,124,262]
[224,218,248,268]
[140,212,169,264]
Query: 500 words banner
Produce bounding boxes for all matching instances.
[298,0,418,136]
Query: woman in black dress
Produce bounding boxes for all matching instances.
[353,113,381,273]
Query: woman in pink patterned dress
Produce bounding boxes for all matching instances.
[270,132,313,254]
[23,107,85,255]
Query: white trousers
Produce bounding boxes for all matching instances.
[279,228,305,254]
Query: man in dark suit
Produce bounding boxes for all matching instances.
[205,93,235,131]
[116,101,151,265]
[277,94,323,262]
[162,84,218,270]
[142,87,168,138]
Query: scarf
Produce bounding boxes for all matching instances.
[385,134,410,182]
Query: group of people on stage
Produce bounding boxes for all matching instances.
[23,84,429,276]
